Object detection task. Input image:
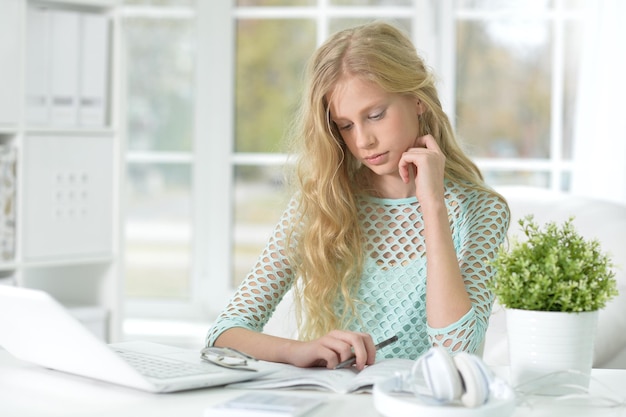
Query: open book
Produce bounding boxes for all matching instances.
[228,358,414,394]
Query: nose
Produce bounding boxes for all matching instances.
[354,125,375,149]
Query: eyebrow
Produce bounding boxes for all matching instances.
[330,101,386,123]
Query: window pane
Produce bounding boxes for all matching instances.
[455,0,552,11]
[125,164,191,299]
[236,19,316,153]
[233,165,290,288]
[455,19,552,159]
[562,21,584,161]
[560,171,571,191]
[124,18,195,152]
[562,0,587,9]
[124,0,194,6]
[237,0,314,5]
[484,170,550,188]
[331,0,411,5]
[329,17,411,34]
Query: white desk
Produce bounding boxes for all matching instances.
[1,348,625,417]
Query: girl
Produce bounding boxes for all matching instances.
[206,22,509,371]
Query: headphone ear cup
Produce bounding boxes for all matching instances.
[419,347,463,403]
[374,348,516,417]
[453,352,491,408]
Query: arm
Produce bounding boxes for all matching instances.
[206,199,377,369]
[215,327,376,370]
[399,134,472,328]
[399,135,510,352]
[427,189,509,352]
[421,196,473,328]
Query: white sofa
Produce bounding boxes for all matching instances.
[485,186,626,369]
[265,186,626,369]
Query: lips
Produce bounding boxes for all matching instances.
[364,152,388,165]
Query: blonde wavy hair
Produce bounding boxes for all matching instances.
[285,21,500,341]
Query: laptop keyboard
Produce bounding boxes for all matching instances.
[115,349,218,380]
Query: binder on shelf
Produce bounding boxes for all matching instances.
[49,9,80,127]
[25,5,50,126]
[0,144,17,262]
[79,13,110,127]
[25,7,111,129]
[0,0,20,126]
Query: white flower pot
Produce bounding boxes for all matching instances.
[506,308,598,394]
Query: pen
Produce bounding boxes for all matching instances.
[334,334,399,369]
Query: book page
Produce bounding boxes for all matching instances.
[228,362,360,393]
[347,358,414,393]
[228,358,415,394]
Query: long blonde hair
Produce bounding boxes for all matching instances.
[285,22,497,341]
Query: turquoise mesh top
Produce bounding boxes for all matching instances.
[206,181,509,360]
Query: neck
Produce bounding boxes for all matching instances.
[361,168,416,199]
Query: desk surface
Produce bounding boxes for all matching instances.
[1,348,625,417]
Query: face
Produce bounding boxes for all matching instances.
[329,76,422,178]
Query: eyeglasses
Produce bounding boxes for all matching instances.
[200,346,258,372]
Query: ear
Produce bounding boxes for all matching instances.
[416,99,426,116]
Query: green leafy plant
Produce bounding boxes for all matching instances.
[489,215,618,312]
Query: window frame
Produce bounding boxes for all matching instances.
[121,0,587,322]
[121,2,235,320]
[452,1,585,191]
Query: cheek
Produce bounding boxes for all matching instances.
[385,118,418,149]
[343,139,360,158]
[398,114,420,143]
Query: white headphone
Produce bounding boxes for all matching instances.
[373,347,515,417]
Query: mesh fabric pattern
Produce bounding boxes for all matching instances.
[206,181,509,360]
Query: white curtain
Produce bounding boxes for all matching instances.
[571,0,626,205]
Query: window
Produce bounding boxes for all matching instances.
[121,1,198,318]
[121,0,592,324]
[453,0,586,191]
[230,2,419,289]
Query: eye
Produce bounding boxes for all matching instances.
[369,109,386,121]
[337,122,353,131]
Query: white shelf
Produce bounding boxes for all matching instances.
[24,127,117,136]
[0,0,120,341]
[22,134,114,260]
[0,129,20,135]
[0,0,21,126]
[22,255,116,268]
[1,256,115,273]
[0,262,18,272]
[34,0,118,8]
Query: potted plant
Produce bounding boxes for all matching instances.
[489,215,618,392]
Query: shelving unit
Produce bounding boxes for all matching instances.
[0,0,120,341]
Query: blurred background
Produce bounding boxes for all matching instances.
[120,0,626,345]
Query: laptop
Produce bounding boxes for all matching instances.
[0,285,274,393]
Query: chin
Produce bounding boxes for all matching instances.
[367,165,399,178]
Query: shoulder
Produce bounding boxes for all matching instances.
[445,180,508,210]
[445,181,510,227]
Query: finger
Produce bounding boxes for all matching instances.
[318,334,356,365]
[399,150,424,184]
[346,339,367,370]
[398,158,412,184]
[301,342,342,369]
[352,333,376,370]
[414,134,440,152]
[332,331,374,371]
[323,331,356,354]
[364,333,376,363]
[317,348,341,369]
